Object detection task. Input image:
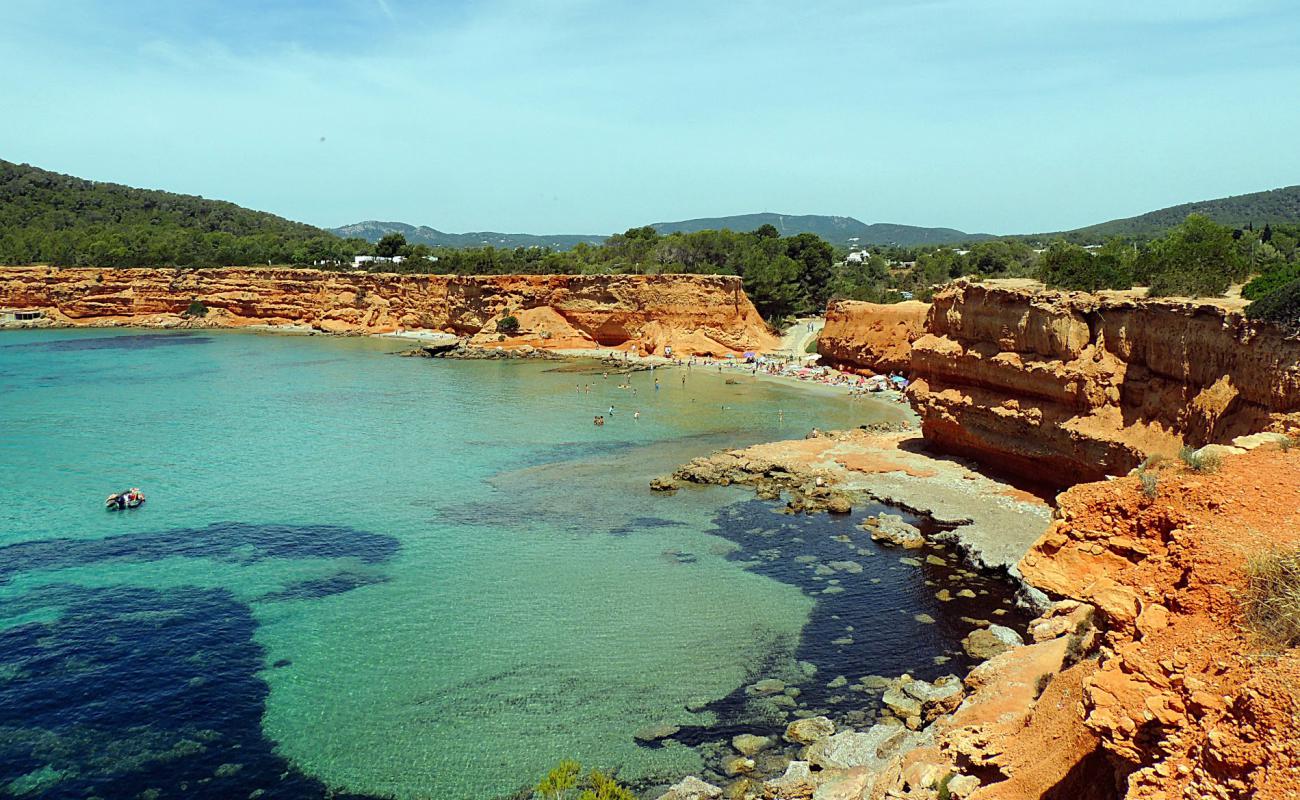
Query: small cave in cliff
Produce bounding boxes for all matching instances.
[589,318,632,347]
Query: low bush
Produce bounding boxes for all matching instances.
[496,315,520,334]
[1241,546,1300,650]
[1246,277,1300,336]
[184,299,209,318]
[1179,446,1221,473]
[1139,470,1159,499]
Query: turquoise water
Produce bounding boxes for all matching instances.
[0,329,1013,799]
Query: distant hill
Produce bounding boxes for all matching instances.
[1044,185,1300,243]
[0,159,353,267]
[650,213,992,247]
[329,221,607,251]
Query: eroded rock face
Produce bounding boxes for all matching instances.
[0,267,778,355]
[1017,447,1300,800]
[818,300,929,374]
[907,281,1300,486]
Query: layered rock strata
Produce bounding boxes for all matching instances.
[0,266,778,355]
[817,300,929,374]
[906,281,1300,486]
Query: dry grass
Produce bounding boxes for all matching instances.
[1179,445,1221,473]
[1242,546,1300,650]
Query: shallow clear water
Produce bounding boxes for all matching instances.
[0,330,1019,799]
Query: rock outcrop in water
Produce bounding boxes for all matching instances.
[907,281,1300,486]
[0,266,778,355]
[817,300,929,375]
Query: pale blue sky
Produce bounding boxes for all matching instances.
[2,1,1298,235]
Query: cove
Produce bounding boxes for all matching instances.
[0,329,1018,799]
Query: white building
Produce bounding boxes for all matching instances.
[352,255,406,269]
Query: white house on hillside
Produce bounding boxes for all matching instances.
[352,255,406,269]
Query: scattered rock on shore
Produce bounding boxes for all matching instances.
[961,624,1024,660]
[653,776,722,800]
[861,513,925,548]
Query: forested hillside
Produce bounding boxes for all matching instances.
[0,160,363,267]
[1044,185,1300,243]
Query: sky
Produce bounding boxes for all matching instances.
[2,0,1299,235]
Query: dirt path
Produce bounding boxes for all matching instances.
[776,316,824,358]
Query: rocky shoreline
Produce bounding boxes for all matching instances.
[633,428,1068,799]
[640,427,1300,800]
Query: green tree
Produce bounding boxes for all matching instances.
[375,232,408,258]
[784,232,835,309]
[1141,214,1244,297]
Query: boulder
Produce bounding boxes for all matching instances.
[961,625,1024,660]
[722,756,756,777]
[825,494,852,514]
[881,687,922,720]
[784,716,835,745]
[762,761,817,800]
[650,476,680,492]
[864,513,925,548]
[806,724,927,772]
[655,776,723,800]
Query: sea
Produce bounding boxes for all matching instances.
[0,329,1023,799]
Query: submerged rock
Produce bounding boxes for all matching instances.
[747,678,786,696]
[634,722,681,743]
[732,733,774,757]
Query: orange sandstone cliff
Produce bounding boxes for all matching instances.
[907,281,1300,485]
[818,299,929,374]
[0,266,778,355]
[1013,447,1300,800]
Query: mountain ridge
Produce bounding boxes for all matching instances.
[330,213,994,250]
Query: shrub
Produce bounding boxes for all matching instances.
[535,761,633,800]
[1139,470,1159,499]
[1179,446,1220,473]
[184,299,209,318]
[536,760,580,800]
[1033,672,1053,698]
[497,315,520,334]
[1246,277,1300,336]
[1242,263,1300,301]
[1241,546,1300,650]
